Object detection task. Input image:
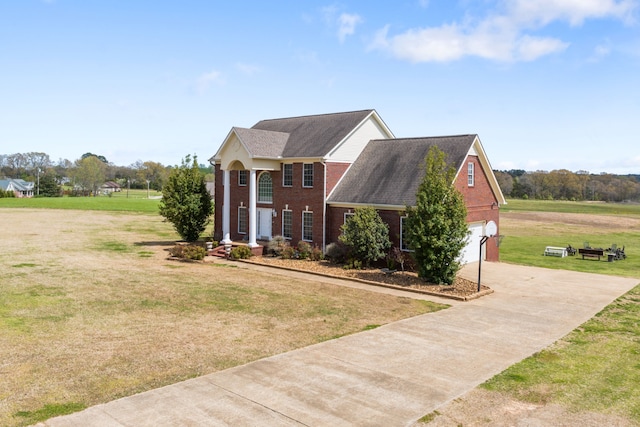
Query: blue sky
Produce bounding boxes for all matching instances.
[2,1,639,173]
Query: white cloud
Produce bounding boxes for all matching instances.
[195,70,223,94]
[236,63,261,76]
[509,0,638,26]
[322,6,363,43]
[369,0,636,63]
[337,13,363,43]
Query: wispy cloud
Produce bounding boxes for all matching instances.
[235,63,261,76]
[322,5,363,42]
[337,13,363,43]
[195,70,223,94]
[370,0,638,63]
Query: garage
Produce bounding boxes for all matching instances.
[460,222,484,264]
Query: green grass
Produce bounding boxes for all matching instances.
[482,285,640,420]
[15,403,87,425]
[482,198,640,422]
[0,192,161,213]
[502,198,640,217]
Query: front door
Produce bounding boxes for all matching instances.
[257,208,272,241]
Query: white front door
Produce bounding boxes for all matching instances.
[257,208,272,241]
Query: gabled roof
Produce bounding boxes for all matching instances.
[327,135,479,207]
[0,178,34,192]
[251,109,376,158]
[231,127,289,158]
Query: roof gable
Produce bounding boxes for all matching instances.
[327,135,477,207]
[251,109,376,158]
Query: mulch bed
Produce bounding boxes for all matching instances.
[243,257,493,301]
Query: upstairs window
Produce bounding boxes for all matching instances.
[467,162,475,187]
[303,163,314,188]
[258,172,273,203]
[238,170,247,186]
[283,164,293,187]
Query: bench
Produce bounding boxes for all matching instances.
[578,248,605,260]
[544,246,567,257]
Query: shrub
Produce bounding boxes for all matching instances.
[324,242,346,263]
[159,154,213,242]
[297,241,312,259]
[268,235,288,257]
[281,245,296,259]
[169,244,206,260]
[230,245,252,260]
[339,207,391,266]
[310,245,324,261]
[404,146,468,284]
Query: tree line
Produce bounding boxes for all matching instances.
[495,169,640,202]
[0,152,213,197]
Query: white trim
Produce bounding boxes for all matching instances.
[328,201,407,211]
[237,206,248,234]
[302,210,313,242]
[257,171,273,204]
[343,211,355,224]
[238,170,247,186]
[282,163,293,187]
[302,163,314,188]
[467,162,475,187]
[282,209,293,239]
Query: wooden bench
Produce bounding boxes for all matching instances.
[578,248,605,260]
[544,246,567,257]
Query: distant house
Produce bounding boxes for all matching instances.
[0,178,35,198]
[101,181,121,194]
[210,109,506,263]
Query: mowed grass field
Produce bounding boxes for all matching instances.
[480,199,640,423]
[0,204,444,426]
[3,197,640,425]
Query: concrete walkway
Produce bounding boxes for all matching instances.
[40,263,639,427]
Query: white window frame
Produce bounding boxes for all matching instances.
[238,206,247,234]
[467,162,475,187]
[258,172,273,203]
[282,209,293,239]
[238,170,247,187]
[343,212,355,224]
[302,211,313,242]
[282,163,293,187]
[303,163,314,188]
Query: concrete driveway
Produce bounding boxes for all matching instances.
[40,263,638,427]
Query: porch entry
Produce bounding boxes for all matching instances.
[257,208,272,240]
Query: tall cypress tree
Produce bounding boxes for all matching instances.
[404,146,469,284]
[159,155,213,242]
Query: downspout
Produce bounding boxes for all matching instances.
[321,160,327,252]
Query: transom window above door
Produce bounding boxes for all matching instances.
[258,172,273,203]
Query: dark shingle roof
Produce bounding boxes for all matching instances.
[328,135,476,206]
[251,109,374,158]
[233,127,289,158]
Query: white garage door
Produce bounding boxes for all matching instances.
[460,223,484,264]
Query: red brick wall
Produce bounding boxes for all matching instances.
[214,162,342,248]
[454,155,500,261]
[325,155,501,262]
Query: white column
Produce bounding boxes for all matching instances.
[222,169,231,244]
[248,169,258,247]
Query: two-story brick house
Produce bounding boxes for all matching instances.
[210,109,505,263]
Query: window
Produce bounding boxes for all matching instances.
[344,212,354,224]
[238,206,247,234]
[282,164,293,187]
[302,211,313,241]
[282,209,292,239]
[400,216,411,251]
[303,163,314,188]
[467,162,474,187]
[258,172,273,203]
[238,170,247,186]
